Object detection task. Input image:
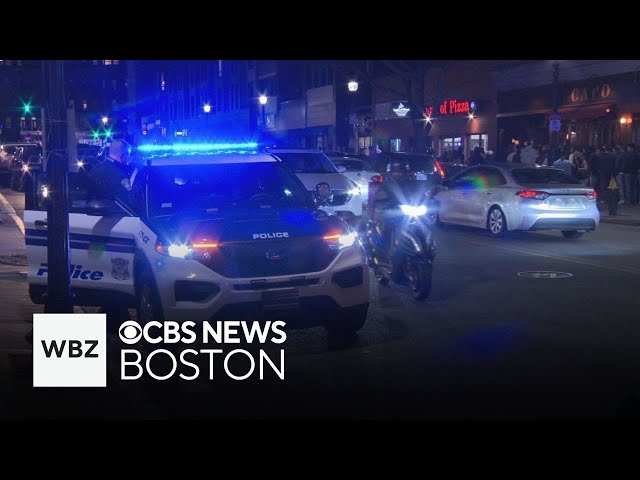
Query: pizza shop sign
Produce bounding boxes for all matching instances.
[424,99,476,117]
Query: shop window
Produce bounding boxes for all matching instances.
[359,137,372,150]
[439,137,462,155]
[468,133,488,151]
[390,138,401,152]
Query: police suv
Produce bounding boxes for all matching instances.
[25,145,370,333]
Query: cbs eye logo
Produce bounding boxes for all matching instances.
[119,321,142,344]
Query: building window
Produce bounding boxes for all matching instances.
[160,72,166,91]
[218,60,223,78]
[104,60,112,66]
[390,138,402,152]
[247,60,255,69]
[439,137,463,155]
[359,137,372,150]
[83,100,88,111]
[247,81,254,99]
[468,133,488,151]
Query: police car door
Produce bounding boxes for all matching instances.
[24,171,138,300]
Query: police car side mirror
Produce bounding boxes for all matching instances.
[336,165,347,173]
[86,198,120,216]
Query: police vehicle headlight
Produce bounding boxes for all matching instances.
[323,230,358,249]
[400,204,428,217]
[348,187,361,196]
[167,244,192,259]
[155,241,193,259]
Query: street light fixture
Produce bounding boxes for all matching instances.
[203,103,211,114]
[347,82,359,152]
[259,95,268,127]
[102,116,109,125]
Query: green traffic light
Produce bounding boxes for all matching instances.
[22,101,32,115]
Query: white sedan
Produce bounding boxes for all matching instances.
[429,164,600,238]
[329,156,379,203]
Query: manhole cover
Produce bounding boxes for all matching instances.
[517,271,573,279]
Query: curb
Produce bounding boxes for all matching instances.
[600,217,640,226]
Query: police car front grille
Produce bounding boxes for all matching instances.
[201,237,337,278]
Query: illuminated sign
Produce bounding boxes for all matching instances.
[570,83,612,104]
[393,103,411,117]
[424,99,475,117]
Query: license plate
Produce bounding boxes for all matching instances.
[262,288,300,311]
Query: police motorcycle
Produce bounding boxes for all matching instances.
[364,162,436,300]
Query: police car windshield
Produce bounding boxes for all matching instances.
[147,162,311,218]
[273,153,338,174]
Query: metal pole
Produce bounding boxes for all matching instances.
[550,62,560,163]
[43,60,73,313]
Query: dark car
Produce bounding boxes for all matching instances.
[378,152,442,185]
[9,144,42,191]
[438,162,468,180]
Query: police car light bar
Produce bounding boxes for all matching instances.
[138,142,259,153]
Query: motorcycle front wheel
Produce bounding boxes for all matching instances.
[405,257,433,300]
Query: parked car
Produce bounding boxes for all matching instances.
[9,144,42,191]
[437,161,468,180]
[328,156,379,203]
[1,142,39,187]
[428,163,599,238]
[267,148,363,225]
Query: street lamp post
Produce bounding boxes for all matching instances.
[348,81,359,153]
[203,103,211,131]
[259,95,268,129]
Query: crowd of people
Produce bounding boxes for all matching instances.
[439,142,640,205]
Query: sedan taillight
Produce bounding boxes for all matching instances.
[585,191,597,201]
[517,190,549,200]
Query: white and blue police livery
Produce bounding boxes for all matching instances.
[25,144,370,333]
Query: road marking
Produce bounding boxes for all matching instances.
[463,239,640,276]
[0,191,25,236]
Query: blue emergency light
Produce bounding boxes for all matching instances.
[138,142,259,154]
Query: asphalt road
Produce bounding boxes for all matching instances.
[2,187,640,420]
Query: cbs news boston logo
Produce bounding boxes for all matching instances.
[33,313,106,387]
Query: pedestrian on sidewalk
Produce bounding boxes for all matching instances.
[606,175,620,216]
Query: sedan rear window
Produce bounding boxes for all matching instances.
[512,168,581,185]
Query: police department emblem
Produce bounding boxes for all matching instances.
[111,257,130,280]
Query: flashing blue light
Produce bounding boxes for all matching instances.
[138,142,258,153]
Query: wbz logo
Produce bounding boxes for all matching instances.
[33,313,106,387]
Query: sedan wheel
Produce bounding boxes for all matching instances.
[487,207,507,237]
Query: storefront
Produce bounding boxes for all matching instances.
[498,71,640,151]
[425,98,495,160]
[372,97,496,161]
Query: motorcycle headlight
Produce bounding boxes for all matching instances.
[400,204,427,217]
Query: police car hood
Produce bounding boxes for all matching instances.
[294,172,353,192]
[161,209,347,244]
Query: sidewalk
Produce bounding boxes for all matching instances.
[598,203,640,226]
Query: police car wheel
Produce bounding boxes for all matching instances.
[136,270,164,324]
[325,303,368,334]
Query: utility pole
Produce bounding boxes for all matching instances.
[43,60,73,313]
